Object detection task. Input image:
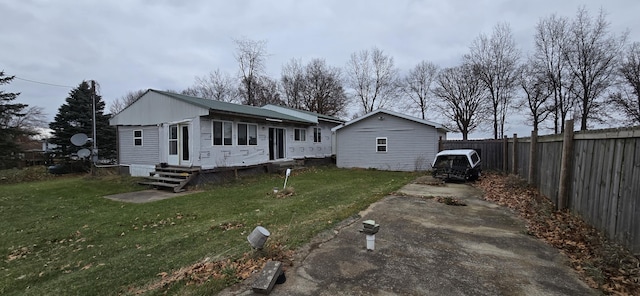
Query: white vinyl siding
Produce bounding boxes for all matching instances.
[119,126,160,165]
[335,113,440,171]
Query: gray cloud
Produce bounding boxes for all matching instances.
[1,0,638,138]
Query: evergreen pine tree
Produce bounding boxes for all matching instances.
[0,71,29,169]
[49,81,117,161]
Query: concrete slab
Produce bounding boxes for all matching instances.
[103,190,198,203]
[220,176,596,295]
[252,261,283,294]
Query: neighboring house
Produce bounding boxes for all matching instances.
[109,90,343,176]
[332,109,449,171]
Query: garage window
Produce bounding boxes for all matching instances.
[376,137,387,152]
[133,130,143,146]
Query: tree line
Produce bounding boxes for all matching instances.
[110,7,638,140]
[0,73,116,168]
[3,6,637,169]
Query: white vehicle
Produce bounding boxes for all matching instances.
[431,149,482,181]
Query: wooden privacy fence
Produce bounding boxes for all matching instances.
[441,121,640,254]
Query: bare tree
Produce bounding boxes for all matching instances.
[519,59,553,131]
[182,69,238,102]
[466,23,520,139]
[564,7,627,130]
[402,61,439,119]
[234,37,268,106]
[8,105,47,134]
[109,89,146,115]
[301,58,348,117]
[252,76,282,106]
[533,14,575,133]
[610,42,640,125]
[433,64,487,140]
[346,47,400,114]
[281,58,305,109]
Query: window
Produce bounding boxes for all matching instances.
[169,125,178,155]
[133,129,143,146]
[470,152,480,165]
[294,128,306,141]
[213,121,232,146]
[313,127,321,143]
[238,123,258,145]
[376,137,387,152]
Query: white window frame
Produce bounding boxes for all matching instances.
[237,123,258,146]
[294,128,306,141]
[376,137,387,152]
[133,130,144,147]
[212,120,233,146]
[133,129,143,146]
[313,127,322,143]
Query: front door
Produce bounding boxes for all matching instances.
[167,124,190,166]
[268,128,285,160]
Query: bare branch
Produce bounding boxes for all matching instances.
[183,69,239,103]
[109,89,146,115]
[564,7,627,130]
[402,61,439,119]
[234,37,268,106]
[533,13,574,133]
[433,64,487,140]
[465,23,521,139]
[346,47,400,114]
[610,42,640,125]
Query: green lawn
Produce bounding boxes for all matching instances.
[0,167,415,295]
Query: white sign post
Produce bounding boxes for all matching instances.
[283,168,292,189]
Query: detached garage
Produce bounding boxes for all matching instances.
[332,109,449,171]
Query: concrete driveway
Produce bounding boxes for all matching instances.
[221,177,596,295]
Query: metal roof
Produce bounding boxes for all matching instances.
[151,90,316,124]
[262,104,345,124]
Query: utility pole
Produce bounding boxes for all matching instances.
[91,80,97,176]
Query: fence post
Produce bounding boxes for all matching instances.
[512,133,518,175]
[438,136,443,152]
[503,136,508,172]
[528,130,537,185]
[558,120,574,210]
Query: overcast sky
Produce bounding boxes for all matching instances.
[2,0,638,138]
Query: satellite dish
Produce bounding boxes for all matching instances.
[77,148,91,158]
[71,133,89,146]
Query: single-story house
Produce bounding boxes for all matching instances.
[109,90,344,176]
[331,109,449,171]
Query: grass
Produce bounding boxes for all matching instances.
[0,166,415,295]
